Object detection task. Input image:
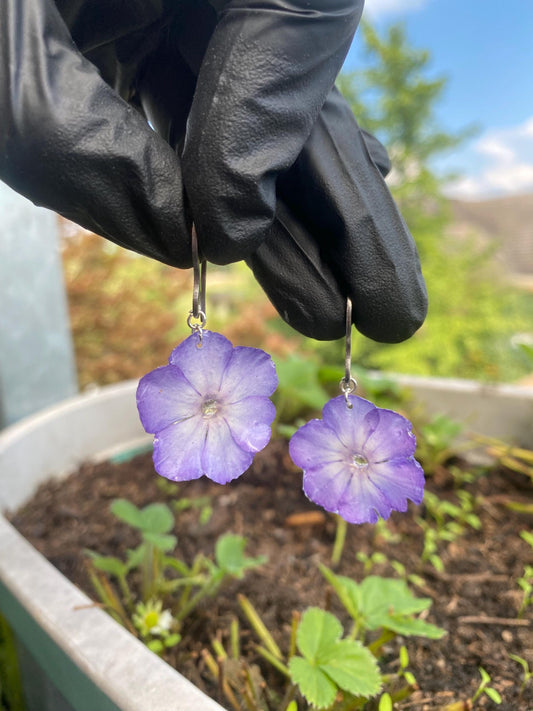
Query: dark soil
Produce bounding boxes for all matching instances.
[9,440,533,710]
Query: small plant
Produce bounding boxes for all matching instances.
[416,490,482,571]
[508,653,533,696]
[204,570,445,710]
[516,531,533,618]
[85,498,266,651]
[319,567,445,646]
[415,413,464,474]
[471,667,502,706]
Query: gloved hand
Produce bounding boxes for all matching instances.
[0,0,427,342]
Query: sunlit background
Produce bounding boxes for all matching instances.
[57,0,533,393]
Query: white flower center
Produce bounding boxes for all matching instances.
[201,398,219,418]
[352,453,369,468]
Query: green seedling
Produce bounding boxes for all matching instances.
[86,498,266,651]
[288,607,381,709]
[508,653,533,695]
[415,413,464,474]
[229,570,444,710]
[416,490,481,572]
[355,551,389,575]
[516,531,533,618]
[319,566,446,647]
[471,667,502,706]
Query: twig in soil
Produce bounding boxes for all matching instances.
[457,615,531,626]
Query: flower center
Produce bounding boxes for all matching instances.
[352,453,369,468]
[145,611,159,630]
[201,398,219,418]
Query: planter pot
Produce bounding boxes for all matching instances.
[0,377,532,711]
[0,381,226,711]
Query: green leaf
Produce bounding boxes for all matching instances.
[479,667,491,685]
[319,566,360,620]
[147,639,164,654]
[291,608,381,703]
[484,687,502,704]
[215,534,266,578]
[126,544,146,569]
[378,693,393,711]
[87,553,128,577]
[142,531,177,552]
[319,639,381,698]
[297,608,343,661]
[288,657,337,710]
[111,499,143,528]
[139,503,174,534]
[384,614,446,639]
[275,357,330,412]
[321,571,445,640]
[360,577,432,621]
[399,645,409,669]
[520,530,533,548]
[164,633,181,647]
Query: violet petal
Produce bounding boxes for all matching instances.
[289,418,345,470]
[364,408,417,462]
[169,331,233,394]
[302,462,352,515]
[201,418,255,484]
[336,471,393,524]
[222,346,279,401]
[322,395,379,452]
[370,458,425,508]
[224,396,276,453]
[152,416,206,481]
[136,365,201,434]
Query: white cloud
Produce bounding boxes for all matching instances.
[363,0,430,19]
[445,116,533,200]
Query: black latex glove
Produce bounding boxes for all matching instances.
[0,0,427,342]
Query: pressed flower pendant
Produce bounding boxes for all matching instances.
[136,227,278,484]
[289,298,425,524]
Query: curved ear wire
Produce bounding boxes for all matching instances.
[187,224,207,345]
[340,297,357,409]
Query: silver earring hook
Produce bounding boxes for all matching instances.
[187,224,207,345]
[339,297,357,409]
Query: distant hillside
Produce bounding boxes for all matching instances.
[448,193,533,281]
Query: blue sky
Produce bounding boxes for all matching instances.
[344,0,533,200]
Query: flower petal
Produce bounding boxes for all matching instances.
[363,409,417,462]
[369,457,425,510]
[201,418,254,484]
[152,416,206,481]
[221,346,278,401]
[322,395,380,452]
[137,365,201,434]
[169,331,233,394]
[224,397,276,453]
[303,462,352,514]
[336,471,393,524]
[289,418,346,471]
[302,461,392,525]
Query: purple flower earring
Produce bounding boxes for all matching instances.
[289,298,425,524]
[136,227,278,484]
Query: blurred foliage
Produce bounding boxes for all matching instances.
[335,22,533,383]
[61,231,307,388]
